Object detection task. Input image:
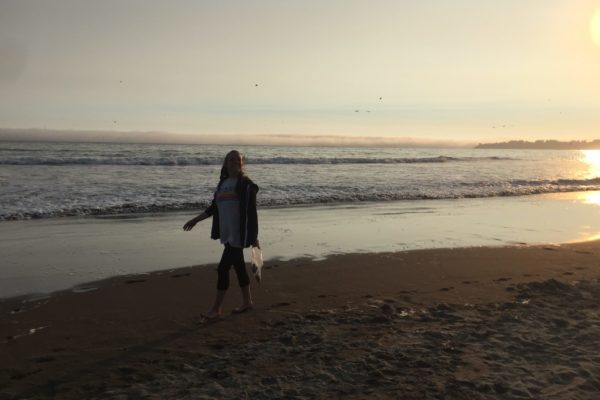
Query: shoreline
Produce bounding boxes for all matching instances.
[0,240,584,305]
[2,191,600,298]
[3,241,600,398]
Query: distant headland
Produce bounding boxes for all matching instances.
[476,140,600,150]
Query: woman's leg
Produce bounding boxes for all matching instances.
[207,245,234,318]
[217,245,234,291]
[236,285,253,312]
[207,290,227,319]
[231,247,253,312]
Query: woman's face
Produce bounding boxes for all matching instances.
[226,152,243,176]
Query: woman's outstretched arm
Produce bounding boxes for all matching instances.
[183,198,216,231]
[183,211,209,231]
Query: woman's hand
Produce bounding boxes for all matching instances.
[183,213,208,231]
[183,219,197,231]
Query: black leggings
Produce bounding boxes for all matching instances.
[217,244,250,291]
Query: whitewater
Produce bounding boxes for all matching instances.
[2,141,600,220]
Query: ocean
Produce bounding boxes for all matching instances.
[2,141,600,220]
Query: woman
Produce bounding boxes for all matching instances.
[183,150,260,319]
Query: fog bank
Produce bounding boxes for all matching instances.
[0,128,474,148]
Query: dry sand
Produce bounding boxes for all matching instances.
[2,241,600,399]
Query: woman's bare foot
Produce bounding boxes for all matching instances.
[232,303,254,314]
[202,308,222,320]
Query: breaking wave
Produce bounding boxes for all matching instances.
[2,179,599,221]
[0,155,512,166]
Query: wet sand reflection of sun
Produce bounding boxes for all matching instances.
[578,191,600,207]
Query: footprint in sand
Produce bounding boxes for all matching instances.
[10,369,42,380]
[318,294,336,298]
[552,318,569,328]
[543,247,559,251]
[273,302,292,307]
[209,342,226,351]
[494,277,512,282]
[31,356,55,363]
[117,366,136,375]
[562,272,574,276]
[171,272,191,278]
[209,370,230,379]
[438,287,454,292]
[125,279,146,284]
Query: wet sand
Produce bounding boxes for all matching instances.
[3,190,600,298]
[2,241,600,399]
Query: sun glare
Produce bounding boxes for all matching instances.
[592,8,600,47]
[579,191,600,206]
[582,150,600,178]
[572,192,600,240]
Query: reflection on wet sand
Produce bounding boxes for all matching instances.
[577,191,600,206]
[575,190,600,241]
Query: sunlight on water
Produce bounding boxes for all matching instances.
[581,150,600,179]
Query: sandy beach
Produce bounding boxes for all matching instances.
[2,241,600,399]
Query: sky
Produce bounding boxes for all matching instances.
[1,0,600,145]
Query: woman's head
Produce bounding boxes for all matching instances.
[220,150,245,180]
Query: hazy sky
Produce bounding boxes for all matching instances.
[1,0,600,144]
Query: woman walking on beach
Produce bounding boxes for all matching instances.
[183,150,259,319]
